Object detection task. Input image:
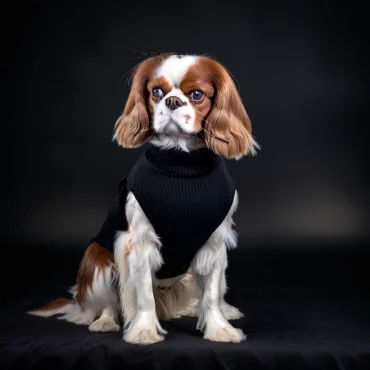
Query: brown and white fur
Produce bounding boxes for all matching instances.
[28,54,259,344]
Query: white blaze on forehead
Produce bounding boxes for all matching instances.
[155,55,198,87]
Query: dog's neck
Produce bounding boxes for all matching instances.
[150,133,206,153]
[145,142,221,177]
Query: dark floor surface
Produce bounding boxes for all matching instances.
[0,243,369,370]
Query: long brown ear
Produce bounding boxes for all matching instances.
[114,56,165,148]
[201,58,259,159]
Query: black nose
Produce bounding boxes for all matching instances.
[165,96,184,111]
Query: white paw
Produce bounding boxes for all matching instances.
[221,302,245,320]
[89,317,120,332]
[204,324,246,343]
[124,327,164,345]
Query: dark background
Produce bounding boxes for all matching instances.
[1,2,370,369]
[2,1,369,288]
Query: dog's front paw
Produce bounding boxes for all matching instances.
[221,302,245,320]
[123,312,166,345]
[124,326,164,345]
[89,317,120,332]
[204,324,246,343]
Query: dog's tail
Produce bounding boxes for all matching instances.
[28,276,199,323]
[27,286,97,325]
[27,297,73,318]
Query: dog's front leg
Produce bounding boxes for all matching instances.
[123,245,166,344]
[115,192,166,345]
[193,244,246,343]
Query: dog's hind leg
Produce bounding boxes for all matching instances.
[29,243,120,331]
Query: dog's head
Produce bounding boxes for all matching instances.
[114,54,259,159]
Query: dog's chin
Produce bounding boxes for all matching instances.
[161,121,195,140]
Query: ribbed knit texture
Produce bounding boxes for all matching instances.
[91,144,236,278]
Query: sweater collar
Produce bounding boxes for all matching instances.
[145,144,221,177]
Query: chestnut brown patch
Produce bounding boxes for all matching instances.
[76,242,114,307]
[148,77,173,101]
[183,57,254,158]
[180,67,215,98]
[114,54,170,148]
[35,298,72,311]
[181,65,215,133]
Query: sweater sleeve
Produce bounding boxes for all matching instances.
[89,177,129,251]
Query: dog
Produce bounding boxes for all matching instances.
[28,53,259,344]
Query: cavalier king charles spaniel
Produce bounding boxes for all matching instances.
[29,54,259,344]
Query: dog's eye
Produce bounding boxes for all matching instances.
[189,90,204,101]
[152,87,163,98]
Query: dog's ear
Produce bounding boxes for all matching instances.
[202,59,259,159]
[113,58,157,148]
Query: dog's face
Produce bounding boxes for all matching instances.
[149,55,213,140]
[114,54,258,158]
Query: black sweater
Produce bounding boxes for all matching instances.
[91,145,236,278]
